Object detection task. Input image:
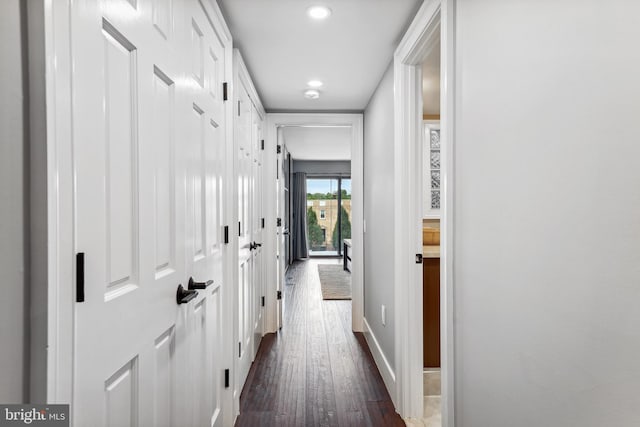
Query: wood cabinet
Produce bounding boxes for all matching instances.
[423,257,441,367]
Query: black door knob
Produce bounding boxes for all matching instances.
[176,284,198,305]
[188,277,213,290]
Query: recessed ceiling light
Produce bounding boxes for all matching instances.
[304,89,320,99]
[307,80,323,88]
[307,5,332,20]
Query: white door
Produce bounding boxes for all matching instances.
[276,130,287,329]
[183,3,227,427]
[234,77,266,405]
[235,82,254,393]
[72,1,228,426]
[250,112,264,359]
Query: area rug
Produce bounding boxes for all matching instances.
[318,264,352,300]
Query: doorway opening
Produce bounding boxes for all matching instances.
[393,0,454,424]
[268,113,364,334]
[420,21,442,427]
[306,177,352,257]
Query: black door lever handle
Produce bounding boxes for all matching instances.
[188,277,214,290]
[177,284,198,304]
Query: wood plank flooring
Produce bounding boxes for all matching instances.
[235,259,405,427]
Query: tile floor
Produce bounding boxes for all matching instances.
[404,369,442,427]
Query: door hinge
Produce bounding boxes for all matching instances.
[261,139,265,150]
[238,221,241,236]
[261,218,265,228]
[238,342,242,358]
[224,369,230,388]
[261,296,265,307]
[224,225,229,244]
[277,144,281,154]
[76,252,85,302]
[416,254,423,264]
[237,101,241,116]
[277,290,282,300]
[277,217,282,227]
[222,82,228,101]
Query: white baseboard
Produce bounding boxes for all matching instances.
[363,317,397,406]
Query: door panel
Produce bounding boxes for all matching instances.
[251,115,264,358]
[103,19,139,301]
[184,2,227,427]
[276,138,287,330]
[152,327,175,427]
[236,83,253,391]
[104,358,138,427]
[151,68,175,277]
[188,103,206,264]
[208,286,224,427]
[72,0,228,425]
[191,299,208,427]
[234,79,264,399]
[72,4,159,425]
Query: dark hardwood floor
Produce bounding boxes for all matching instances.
[235,259,405,427]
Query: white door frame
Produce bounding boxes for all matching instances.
[264,113,364,333]
[43,0,236,420]
[393,0,456,424]
[43,0,75,404]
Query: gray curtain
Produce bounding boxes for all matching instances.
[291,172,309,259]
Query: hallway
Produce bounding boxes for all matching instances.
[236,259,404,426]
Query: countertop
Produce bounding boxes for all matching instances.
[423,245,440,258]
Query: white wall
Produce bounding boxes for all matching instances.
[0,0,28,403]
[453,1,640,426]
[27,0,48,403]
[0,0,48,403]
[363,62,396,370]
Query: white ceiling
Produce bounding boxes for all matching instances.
[282,126,352,160]
[218,0,423,111]
[422,33,441,116]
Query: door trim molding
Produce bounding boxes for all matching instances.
[264,113,364,333]
[393,0,456,424]
[44,0,74,404]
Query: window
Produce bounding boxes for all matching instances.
[306,177,351,256]
[424,123,441,217]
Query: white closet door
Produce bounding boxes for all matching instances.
[276,132,287,330]
[183,2,227,427]
[251,110,264,359]
[235,82,254,394]
[71,1,228,426]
